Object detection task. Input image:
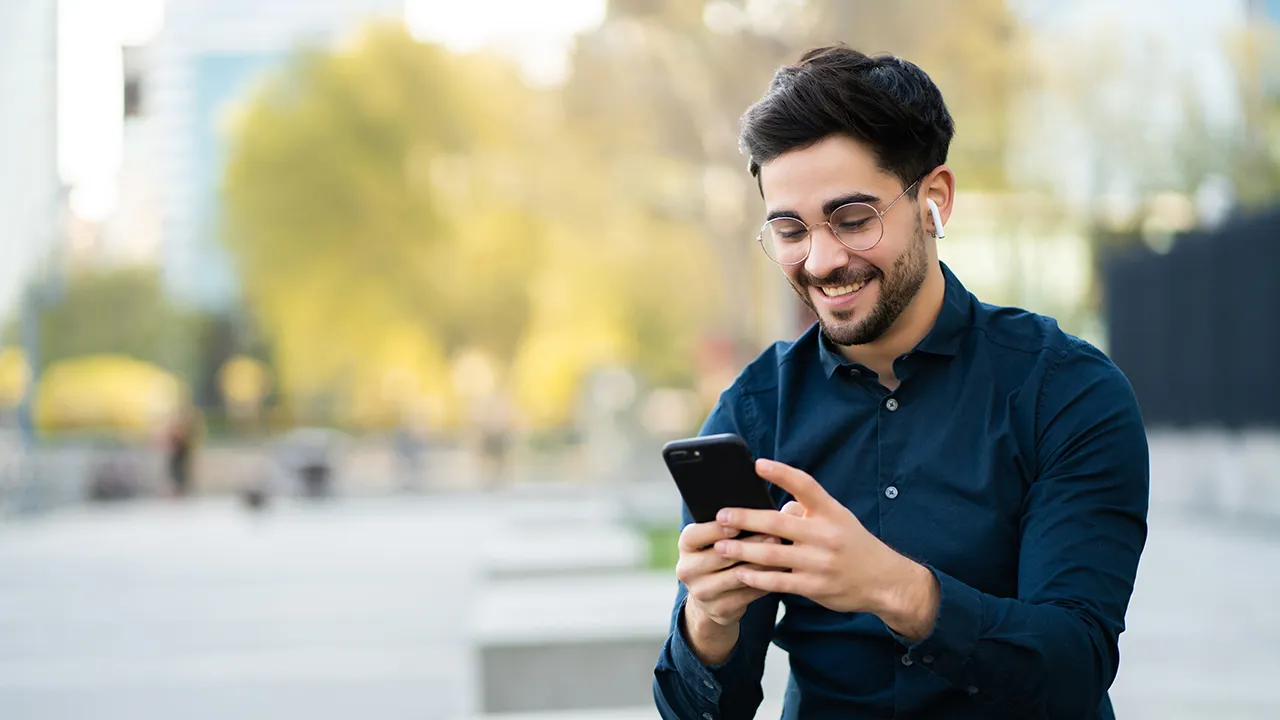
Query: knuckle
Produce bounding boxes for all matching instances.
[755,545,778,566]
[678,523,713,550]
[675,560,694,584]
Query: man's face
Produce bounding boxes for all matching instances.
[759,134,930,347]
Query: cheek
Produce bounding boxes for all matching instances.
[867,241,909,274]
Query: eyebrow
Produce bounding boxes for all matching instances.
[765,192,882,222]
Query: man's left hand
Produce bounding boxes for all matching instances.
[714,458,940,639]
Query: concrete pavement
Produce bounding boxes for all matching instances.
[0,486,1278,719]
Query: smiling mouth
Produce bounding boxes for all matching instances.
[818,279,869,298]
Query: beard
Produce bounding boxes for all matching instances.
[790,214,930,347]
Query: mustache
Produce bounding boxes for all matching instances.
[796,266,881,288]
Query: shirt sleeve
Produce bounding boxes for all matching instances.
[893,341,1150,718]
[653,392,782,720]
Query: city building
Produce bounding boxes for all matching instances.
[148,0,405,312]
[0,0,59,320]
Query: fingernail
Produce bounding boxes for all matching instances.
[717,509,732,524]
[715,540,729,553]
[757,459,775,472]
[722,525,738,538]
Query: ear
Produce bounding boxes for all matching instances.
[920,166,955,238]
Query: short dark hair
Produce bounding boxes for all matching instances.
[740,44,954,193]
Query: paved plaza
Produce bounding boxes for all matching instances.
[0,481,1278,719]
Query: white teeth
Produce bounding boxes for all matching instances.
[820,280,867,297]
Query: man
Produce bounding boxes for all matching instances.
[652,45,1148,719]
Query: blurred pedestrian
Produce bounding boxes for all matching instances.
[165,407,201,497]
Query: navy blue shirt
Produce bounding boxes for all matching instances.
[653,263,1149,719]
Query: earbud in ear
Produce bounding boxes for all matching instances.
[926,198,945,239]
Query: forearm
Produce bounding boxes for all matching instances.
[889,567,1117,718]
[653,590,778,720]
[872,553,940,642]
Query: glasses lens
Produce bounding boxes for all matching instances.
[760,218,810,265]
[829,203,883,251]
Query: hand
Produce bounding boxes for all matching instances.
[675,515,790,628]
[713,459,939,637]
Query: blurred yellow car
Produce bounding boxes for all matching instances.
[34,354,187,436]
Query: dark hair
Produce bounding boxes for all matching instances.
[740,44,954,193]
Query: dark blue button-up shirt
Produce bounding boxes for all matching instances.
[653,263,1149,719]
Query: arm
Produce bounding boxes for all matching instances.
[653,397,782,720]
[889,344,1150,717]
[654,509,782,720]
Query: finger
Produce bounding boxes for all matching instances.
[780,501,806,517]
[678,521,737,552]
[755,459,835,513]
[677,543,753,584]
[735,566,810,596]
[717,507,812,544]
[686,561,761,599]
[694,585,770,623]
[716,536,819,571]
[706,586,770,614]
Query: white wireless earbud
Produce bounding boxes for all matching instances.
[926,198,945,239]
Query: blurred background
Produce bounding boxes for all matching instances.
[1,0,1278,718]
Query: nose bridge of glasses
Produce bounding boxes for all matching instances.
[805,220,853,268]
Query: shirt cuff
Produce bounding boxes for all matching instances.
[889,565,985,691]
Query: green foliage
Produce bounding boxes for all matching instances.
[222,22,722,427]
[30,265,188,375]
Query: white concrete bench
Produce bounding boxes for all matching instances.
[470,571,675,714]
[470,571,790,716]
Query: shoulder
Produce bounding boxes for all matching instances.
[702,326,821,442]
[722,324,821,399]
[969,301,1125,383]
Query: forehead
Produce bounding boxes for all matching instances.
[758,134,893,215]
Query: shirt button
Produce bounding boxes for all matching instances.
[885,398,899,411]
[900,654,913,666]
[703,680,715,689]
[966,686,979,695]
[884,486,899,499]
[922,655,934,664]
[702,714,714,720]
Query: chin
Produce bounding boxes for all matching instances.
[818,317,867,346]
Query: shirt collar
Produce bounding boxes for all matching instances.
[818,261,972,378]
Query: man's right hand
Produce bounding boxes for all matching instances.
[675,502,802,665]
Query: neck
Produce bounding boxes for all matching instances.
[838,262,946,382]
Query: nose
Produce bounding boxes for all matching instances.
[803,223,851,280]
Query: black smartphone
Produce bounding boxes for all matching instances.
[662,433,777,532]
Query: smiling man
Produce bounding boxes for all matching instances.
[652,46,1149,719]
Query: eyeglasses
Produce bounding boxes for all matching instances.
[757,181,919,266]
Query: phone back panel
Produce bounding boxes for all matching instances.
[662,434,776,524]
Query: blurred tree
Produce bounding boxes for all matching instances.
[562,0,800,368]
[12,265,187,375]
[1223,19,1280,208]
[224,25,530,424]
[223,22,721,429]
[807,0,1023,191]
